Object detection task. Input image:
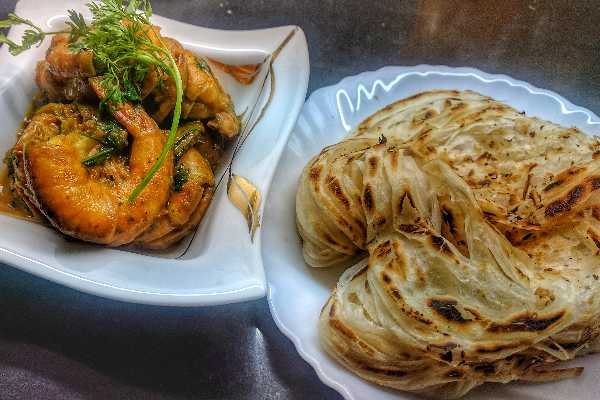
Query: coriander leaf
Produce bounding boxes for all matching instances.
[0,14,50,55]
[196,59,210,72]
[0,13,37,29]
[100,119,128,150]
[82,147,114,167]
[173,122,204,161]
[172,164,189,192]
[66,10,88,42]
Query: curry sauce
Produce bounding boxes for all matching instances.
[0,166,36,221]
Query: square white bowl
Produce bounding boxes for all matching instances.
[0,0,309,305]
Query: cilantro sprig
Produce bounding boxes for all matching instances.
[81,119,129,167]
[0,0,183,203]
[0,13,67,55]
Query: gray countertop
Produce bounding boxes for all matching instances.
[0,1,599,399]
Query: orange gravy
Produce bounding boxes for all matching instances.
[208,59,262,85]
[0,167,32,220]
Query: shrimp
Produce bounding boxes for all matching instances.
[139,33,240,138]
[134,121,216,249]
[135,147,214,249]
[141,37,189,124]
[7,103,78,219]
[44,34,95,79]
[181,50,240,138]
[35,29,239,138]
[35,34,95,102]
[21,78,173,246]
[35,62,65,101]
[171,120,224,169]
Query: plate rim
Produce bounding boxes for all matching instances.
[0,6,310,306]
[265,64,600,399]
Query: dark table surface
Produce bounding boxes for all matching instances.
[1,1,599,399]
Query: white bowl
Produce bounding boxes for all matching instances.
[264,65,600,399]
[0,0,309,306]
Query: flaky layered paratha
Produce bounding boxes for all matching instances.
[295,90,600,398]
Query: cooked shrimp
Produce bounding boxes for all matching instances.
[35,34,95,101]
[206,110,239,138]
[135,147,214,249]
[182,50,240,138]
[171,121,224,169]
[8,103,77,219]
[45,34,95,79]
[22,79,172,246]
[141,37,189,123]
[181,101,211,120]
[142,190,214,249]
[35,62,65,101]
[139,33,239,138]
[134,121,216,248]
[35,29,239,138]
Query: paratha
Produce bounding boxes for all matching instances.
[296,90,600,398]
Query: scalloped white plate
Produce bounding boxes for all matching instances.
[0,0,309,305]
[263,65,600,399]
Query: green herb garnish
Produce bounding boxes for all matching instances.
[1,0,184,203]
[196,58,210,72]
[3,152,16,177]
[0,14,66,55]
[82,147,114,167]
[173,122,204,161]
[172,164,189,192]
[81,117,129,166]
[100,119,128,150]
